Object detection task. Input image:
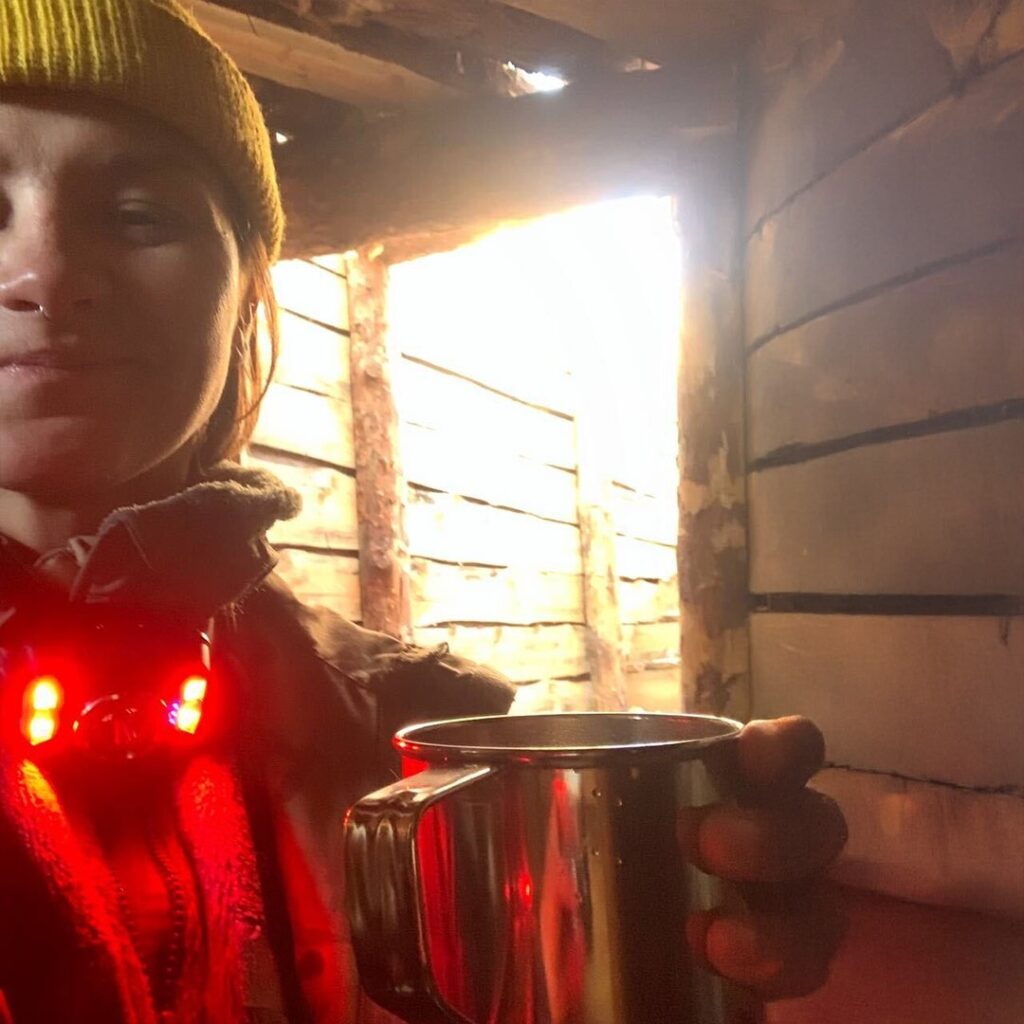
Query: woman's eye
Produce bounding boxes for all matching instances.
[114,203,187,242]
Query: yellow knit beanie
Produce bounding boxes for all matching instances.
[0,0,284,260]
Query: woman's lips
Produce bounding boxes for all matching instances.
[0,356,138,387]
[0,344,138,366]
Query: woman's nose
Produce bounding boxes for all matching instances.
[0,215,105,325]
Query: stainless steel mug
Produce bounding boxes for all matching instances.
[345,712,759,1024]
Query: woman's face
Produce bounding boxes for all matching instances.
[0,91,243,500]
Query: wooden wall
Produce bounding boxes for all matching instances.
[249,238,682,710]
[247,256,361,619]
[388,241,682,710]
[744,0,1024,924]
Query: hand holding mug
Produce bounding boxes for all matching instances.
[681,716,848,1000]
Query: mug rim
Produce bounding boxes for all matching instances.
[394,711,743,766]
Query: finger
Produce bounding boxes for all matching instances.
[688,889,847,1000]
[738,717,826,793]
[690,789,847,883]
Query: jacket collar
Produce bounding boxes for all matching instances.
[0,462,300,622]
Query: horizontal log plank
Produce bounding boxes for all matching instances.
[603,384,679,499]
[622,665,684,713]
[746,54,1024,345]
[812,767,1024,917]
[397,360,577,471]
[615,535,677,581]
[406,490,583,574]
[410,561,584,626]
[251,383,354,469]
[748,244,1024,459]
[746,0,956,229]
[610,461,679,505]
[513,670,688,713]
[752,613,1024,789]
[272,259,350,332]
[269,310,350,396]
[415,623,588,683]
[401,422,578,524]
[618,577,679,624]
[509,678,590,715]
[272,549,361,621]
[389,254,575,414]
[621,621,680,671]
[611,483,678,546]
[750,420,1024,594]
[245,450,359,551]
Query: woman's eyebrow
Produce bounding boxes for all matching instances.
[99,148,203,183]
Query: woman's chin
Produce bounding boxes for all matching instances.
[0,418,185,500]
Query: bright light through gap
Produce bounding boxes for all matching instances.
[503,62,567,93]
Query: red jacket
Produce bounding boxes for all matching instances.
[0,464,513,1023]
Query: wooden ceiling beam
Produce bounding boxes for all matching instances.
[498,0,763,62]
[187,0,454,106]
[274,63,738,259]
[216,0,503,94]
[324,0,621,78]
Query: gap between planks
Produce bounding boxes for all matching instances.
[400,353,575,421]
[749,396,1024,472]
[746,236,1022,355]
[751,593,1023,616]
[278,304,351,338]
[273,543,361,559]
[824,761,1024,798]
[249,443,358,478]
[409,485,580,528]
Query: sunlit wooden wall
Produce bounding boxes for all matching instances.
[389,252,680,710]
[246,256,361,619]
[249,249,683,710]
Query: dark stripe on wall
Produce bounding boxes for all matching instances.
[745,49,1024,240]
[752,593,1023,616]
[749,397,1024,472]
[746,236,1023,355]
[400,353,575,421]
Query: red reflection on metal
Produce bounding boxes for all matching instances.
[401,756,431,779]
[540,772,586,1022]
[417,800,471,1012]
[490,788,540,1024]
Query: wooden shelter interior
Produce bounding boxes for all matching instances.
[192,0,1024,1019]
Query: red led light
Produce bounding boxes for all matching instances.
[27,713,57,745]
[180,675,207,703]
[29,677,62,711]
[173,702,202,735]
[21,676,64,746]
[168,673,207,735]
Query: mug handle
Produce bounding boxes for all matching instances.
[344,763,497,1024]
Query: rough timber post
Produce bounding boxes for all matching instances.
[346,249,413,642]
[574,337,627,712]
[676,151,750,719]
